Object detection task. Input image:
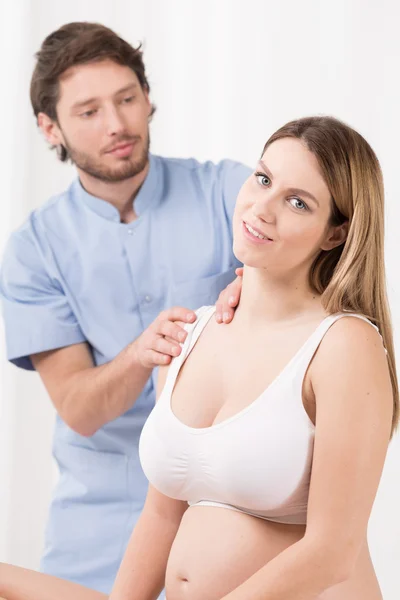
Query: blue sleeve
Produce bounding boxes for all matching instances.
[218,160,253,229]
[0,228,86,370]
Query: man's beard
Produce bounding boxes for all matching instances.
[62,132,150,183]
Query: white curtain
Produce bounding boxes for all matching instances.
[1,1,399,597]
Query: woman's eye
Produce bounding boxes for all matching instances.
[122,96,135,104]
[289,197,308,211]
[255,172,271,187]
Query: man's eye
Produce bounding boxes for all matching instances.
[255,172,271,187]
[81,109,97,118]
[122,96,135,104]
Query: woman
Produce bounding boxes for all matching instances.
[0,116,397,599]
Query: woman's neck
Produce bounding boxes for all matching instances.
[233,265,325,330]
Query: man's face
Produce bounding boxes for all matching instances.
[45,59,152,182]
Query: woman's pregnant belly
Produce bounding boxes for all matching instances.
[165,506,382,600]
[165,505,306,600]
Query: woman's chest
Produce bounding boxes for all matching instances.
[170,322,316,429]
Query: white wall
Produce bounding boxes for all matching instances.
[0,0,399,597]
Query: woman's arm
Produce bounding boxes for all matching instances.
[109,365,187,600]
[0,368,185,600]
[109,484,187,600]
[0,563,106,600]
[221,316,393,600]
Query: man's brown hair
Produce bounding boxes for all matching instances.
[30,21,155,161]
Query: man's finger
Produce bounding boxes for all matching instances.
[158,320,188,343]
[154,336,182,358]
[228,285,241,308]
[228,275,244,308]
[164,306,197,324]
[222,308,234,323]
[149,350,173,367]
[219,280,241,313]
[215,302,223,323]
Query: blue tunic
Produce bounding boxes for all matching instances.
[0,154,251,593]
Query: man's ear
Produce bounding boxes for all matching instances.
[320,220,349,251]
[37,112,64,146]
[143,89,153,119]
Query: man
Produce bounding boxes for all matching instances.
[0,22,249,594]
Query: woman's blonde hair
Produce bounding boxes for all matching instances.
[264,116,398,436]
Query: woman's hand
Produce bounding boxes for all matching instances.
[215,268,243,323]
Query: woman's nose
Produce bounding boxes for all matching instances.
[252,193,277,224]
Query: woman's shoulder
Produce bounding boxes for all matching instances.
[312,312,389,383]
[324,312,384,351]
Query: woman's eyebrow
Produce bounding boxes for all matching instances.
[258,160,274,180]
[286,187,319,207]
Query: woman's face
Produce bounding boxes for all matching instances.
[233,137,343,277]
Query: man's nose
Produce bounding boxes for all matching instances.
[105,106,126,136]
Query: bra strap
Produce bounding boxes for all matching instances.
[162,305,216,398]
[293,312,385,381]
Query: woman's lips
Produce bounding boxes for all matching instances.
[242,221,273,245]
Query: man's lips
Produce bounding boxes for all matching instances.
[105,140,137,156]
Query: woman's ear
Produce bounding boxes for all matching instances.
[320,221,349,251]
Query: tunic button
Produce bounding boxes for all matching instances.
[128,229,133,235]
[145,295,152,303]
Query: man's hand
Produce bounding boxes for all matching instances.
[215,267,243,324]
[133,307,196,368]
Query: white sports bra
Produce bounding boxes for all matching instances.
[139,305,380,525]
